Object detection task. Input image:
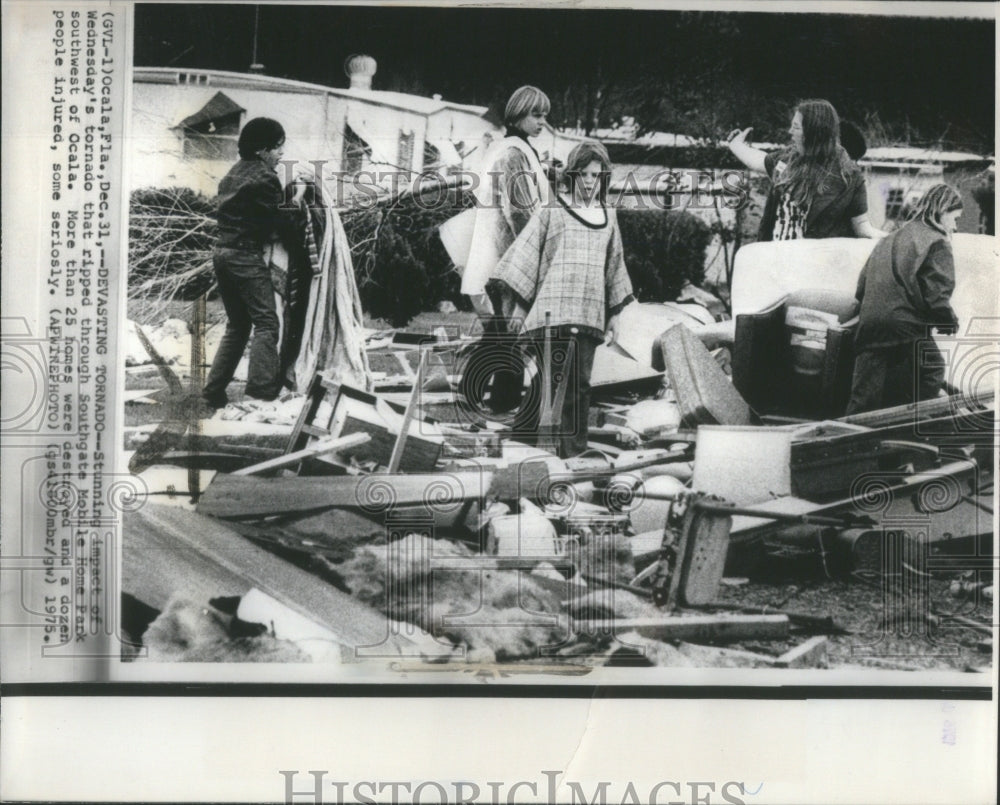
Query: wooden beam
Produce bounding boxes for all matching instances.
[123,504,419,653]
[572,614,789,643]
[232,432,370,476]
[388,348,430,474]
[773,635,829,668]
[197,469,494,520]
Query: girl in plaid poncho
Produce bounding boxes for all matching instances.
[492,141,635,457]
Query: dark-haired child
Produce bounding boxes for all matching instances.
[492,141,635,457]
[202,117,302,408]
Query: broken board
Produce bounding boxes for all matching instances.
[123,503,419,654]
[197,469,494,523]
[572,614,790,643]
[287,373,443,473]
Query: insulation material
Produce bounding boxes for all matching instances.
[566,588,656,621]
[623,398,682,438]
[141,595,309,663]
[572,531,635,588]
[334,534,568,662]
[605,634,698,667]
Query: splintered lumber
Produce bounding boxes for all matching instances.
[156,451,256,472]
[123,504,418,653]
[197,470,494,520]
[696,603,849,634]
[387,348,430,473]
[232,432,370,476]
[572,614,789,643]
[289,378,442,473]
[773,635,828,668]
[124,430,287,458]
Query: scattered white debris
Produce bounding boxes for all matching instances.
[218,393,305,426]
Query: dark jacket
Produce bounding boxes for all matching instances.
[215,158,298,250]
[854,219,959,350]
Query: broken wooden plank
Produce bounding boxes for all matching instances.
[674,641,778,668]
[124,429,287,457]
[388,348,430,473]
[197,470,494,520]
[232,432,370,476]
[123,503,418,654]
[572,614,790,644]
[154,451,254,473]
[773,635,828,668]
[696,603,850,635]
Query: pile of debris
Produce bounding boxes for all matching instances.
[123,299,995,671]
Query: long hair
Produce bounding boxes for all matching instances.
[908,184,963,233]
[776,99,849,208]
[504,86,550,129]
[562,141,612,203]
[237,117,285,159]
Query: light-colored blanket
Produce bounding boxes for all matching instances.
[292,193,371,391]
[439,136,551,296]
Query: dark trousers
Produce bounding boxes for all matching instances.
[846,341,945,415]
[203,247,281,405]
[527,326,599,458]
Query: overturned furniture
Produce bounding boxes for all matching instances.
[733,289,859,420]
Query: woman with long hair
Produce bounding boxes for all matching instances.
[846,183,963,413]
[728,99,881,241]
[491,141,635,457]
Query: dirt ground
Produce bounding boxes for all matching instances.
[711,553,994,672]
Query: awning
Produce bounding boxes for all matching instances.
[344,112,396,167]
[174,91,245,131]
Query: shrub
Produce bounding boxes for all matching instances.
[341,184,470,327]
[346,190,713,323]
[617,208,711,301]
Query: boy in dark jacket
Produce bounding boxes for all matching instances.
[202,117,301,409]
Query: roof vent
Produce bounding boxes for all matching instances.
[344,54,377,90]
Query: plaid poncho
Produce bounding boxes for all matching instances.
[492,198,634,336]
